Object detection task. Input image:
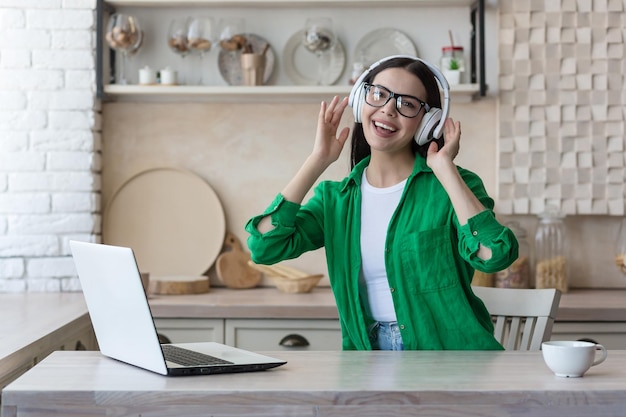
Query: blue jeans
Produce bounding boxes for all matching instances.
[367,321,404,350]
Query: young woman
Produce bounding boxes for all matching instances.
[245,56,518,350]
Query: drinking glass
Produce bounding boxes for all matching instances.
[303,17,336,85]
[167,17,191,83]
[218,17,246,52]
[187,17,215,84]
[105,13,142,84]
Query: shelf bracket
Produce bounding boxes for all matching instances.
[96,0,115,100]
[470,0,486,96]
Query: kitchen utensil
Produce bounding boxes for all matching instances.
[103,167,225,277]
[149,275,210,295]
[216,232,262,289]
[283,29,345,86]
[240,53,265,86]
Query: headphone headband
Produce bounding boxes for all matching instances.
[348,54,451,143]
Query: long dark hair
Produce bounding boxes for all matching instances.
[350,57,444,169]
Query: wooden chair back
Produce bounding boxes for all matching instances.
[471,286,561,351]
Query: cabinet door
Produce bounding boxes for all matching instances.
[225,319,341,351]
[551,322,626,350]
[153,318,225,344]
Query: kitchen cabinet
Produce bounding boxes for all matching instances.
[153,317,341,350]
[225,318,341,350]
[97,0,487,102]
[148,288,626,351]
[153,318,225,343]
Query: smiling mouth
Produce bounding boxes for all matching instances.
[374,121,397,132]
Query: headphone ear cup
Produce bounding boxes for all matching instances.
[414,107,443,146]
[350,82,365,123]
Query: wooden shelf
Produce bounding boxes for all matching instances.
[103,84,481,103]
[105,0,477,7]
[97,0,487,99]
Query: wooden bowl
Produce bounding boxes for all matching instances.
[268,274,323,294]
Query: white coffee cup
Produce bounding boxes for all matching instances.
[541,340,607,377]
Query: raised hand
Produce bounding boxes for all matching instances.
[311,96,351,167]
[426,117,461,171]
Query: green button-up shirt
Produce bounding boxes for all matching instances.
[246,156,518,350]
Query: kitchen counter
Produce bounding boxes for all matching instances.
[147,287,626,322]
[3,349,625,417]
[555,289,626,321]
[0,293,89,364]
[0,293,95,394]
[148,287,339,319]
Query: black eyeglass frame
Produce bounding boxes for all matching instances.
[363,83,430,119]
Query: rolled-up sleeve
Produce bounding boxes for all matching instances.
[245,193,323,265]
[246,194,300,236]
[458,210,519,273]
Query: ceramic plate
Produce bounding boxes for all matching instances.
[218,33,275,85]
[283,29,346,86]
[353,28,417,67]
[103,167,225,276]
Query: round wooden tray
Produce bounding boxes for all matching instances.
[103,167,225,276]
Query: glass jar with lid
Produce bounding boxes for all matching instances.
[534,207,568,293]
[440,46,465,85]
[495,221,530,288]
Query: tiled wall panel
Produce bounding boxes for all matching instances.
[497,0,626,215]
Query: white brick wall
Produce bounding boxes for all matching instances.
[0,1,99,292]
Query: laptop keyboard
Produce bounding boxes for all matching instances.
[161,344,234,366]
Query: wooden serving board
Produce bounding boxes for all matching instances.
[216,232,262,289]
[149,275,210,295]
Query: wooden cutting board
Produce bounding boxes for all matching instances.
[216,232,262,289]
[149,275,210,295]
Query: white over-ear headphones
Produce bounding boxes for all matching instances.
[348,54,450,146]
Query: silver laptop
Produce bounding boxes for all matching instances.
[70,240,286,376]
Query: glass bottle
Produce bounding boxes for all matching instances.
[440,46,465,85]
[614,218,626,275]
[534,207,568,293]
[440,46,465,71]
[495,221,530,288]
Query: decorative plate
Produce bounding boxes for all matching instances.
[353,28,417,67]
[218,33,275,85]
[283,29,346,86]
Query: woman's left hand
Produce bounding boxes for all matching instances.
[426,117,461,170]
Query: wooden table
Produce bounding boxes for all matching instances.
[2,350,625,417]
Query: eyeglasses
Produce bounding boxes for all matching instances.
[363,83,429,118]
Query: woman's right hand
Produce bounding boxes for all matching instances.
[311,96,350,167]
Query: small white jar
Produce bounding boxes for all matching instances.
[138,66,157,85]
[160,67,177,85]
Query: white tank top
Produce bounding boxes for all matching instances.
[359,169,406,322]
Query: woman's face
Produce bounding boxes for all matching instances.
[361,67,427,155]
